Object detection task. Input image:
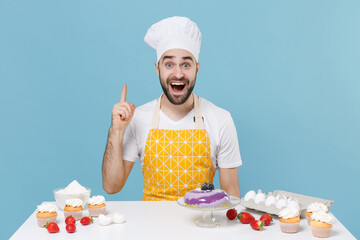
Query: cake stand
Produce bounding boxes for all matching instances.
[177,196,241,228]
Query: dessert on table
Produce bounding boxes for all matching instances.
[88,195,106,217]
[310,211,334,238]
[36,203,58,227]
[183,183,231,208]
[306,202,329,224]
[278,207,301,233]
[63,198,83,220]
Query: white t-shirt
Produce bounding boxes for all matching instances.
[122,96,242,169]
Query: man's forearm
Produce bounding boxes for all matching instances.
[102,127,126,194]
[219,167,241,198]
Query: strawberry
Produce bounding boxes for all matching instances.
[226,209,238,220]
[65,216,76,225]
[237,212,255,224]
[80,216,94,225]
[66,223,76,233]
[45,222,59,233]
[260,214,272,226]
[250,220,265,231]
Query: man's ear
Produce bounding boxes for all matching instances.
[196,62,200,75]
[155,61,159,76]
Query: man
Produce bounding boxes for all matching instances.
[102,16,242,200]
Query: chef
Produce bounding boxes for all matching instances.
[102,16,242,200]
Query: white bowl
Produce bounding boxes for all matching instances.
[53,188,91,210]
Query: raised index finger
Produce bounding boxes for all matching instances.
[120,84,127,103]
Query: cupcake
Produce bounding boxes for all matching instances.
[63,198,83,220]
[88,195,106,217]
[310,211,334,238]
[279,207,301,233]
[306,202,328,224]
[36,203,58,227]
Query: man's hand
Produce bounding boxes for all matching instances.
[102,84,136,194]
[111,84,136,131]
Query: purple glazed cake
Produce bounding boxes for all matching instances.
[184,189,231,208]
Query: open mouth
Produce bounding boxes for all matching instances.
[170,82,186,93]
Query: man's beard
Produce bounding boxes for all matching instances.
[159,70,196,105]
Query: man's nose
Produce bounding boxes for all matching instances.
[172,66,185,79]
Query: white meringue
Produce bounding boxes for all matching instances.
[275,198,287,209]
[265,195,276,206]
[254,191,266,204]
[99,214,112,226]
[112,212,126,224]
[244,190,256,201]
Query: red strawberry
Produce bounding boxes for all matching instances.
[250,220,265,231]
[226,209,238,220]
[45,222,59,233]
[65,216,75,225]
[260,214,272,226]
[237,212,255,224]
[80,216,94,225]
[66,223,76,233]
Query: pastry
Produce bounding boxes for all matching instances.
[63,198,83,220]
[310,211,334,238]
[88,195,106,217]
[279,208,300,233]
[184,183,230,208]
[306,202,328,224]
[36,203,58,227]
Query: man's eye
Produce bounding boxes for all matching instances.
[166,63,172,67]
[183,63,190,68]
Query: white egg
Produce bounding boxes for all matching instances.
[287,201,300,211]
[287,200,300,211]
[112,212,126,224]
[244,190,256,201]
[275,198,287,209]
[99,214,112,226]
[254,192,266,204]
[265,195,276,206]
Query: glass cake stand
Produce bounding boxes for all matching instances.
[177,196,241,228]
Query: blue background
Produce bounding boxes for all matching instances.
[1,0,359,239]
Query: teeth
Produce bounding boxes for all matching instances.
[171,82,185,86]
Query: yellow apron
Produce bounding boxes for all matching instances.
[142,94,215,201]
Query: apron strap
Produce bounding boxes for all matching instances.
[150,93,204,129]
[193,94,204,129]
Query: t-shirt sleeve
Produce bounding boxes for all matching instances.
[122,121,139,162]
[216,113,242,168]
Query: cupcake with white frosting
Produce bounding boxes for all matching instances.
[63,198,83,220]
[279,207,300,233]
[36,203,58,227]
[310,211,334,238]
[88,195,106,217]
[306,202,328,224]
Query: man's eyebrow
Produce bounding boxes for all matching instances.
[162,55,174,62]
[161,55,195,63]
[182,56,195,63]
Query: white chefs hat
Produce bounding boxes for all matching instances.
[144,16,202,62]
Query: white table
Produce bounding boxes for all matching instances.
[11,201,356,240]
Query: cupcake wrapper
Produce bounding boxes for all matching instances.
[88,207,106,217]
[64,210,82,220]
[307,216,311,224]
[37,216,57,228]
[311,226,332,238]
[280,222,300,233]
